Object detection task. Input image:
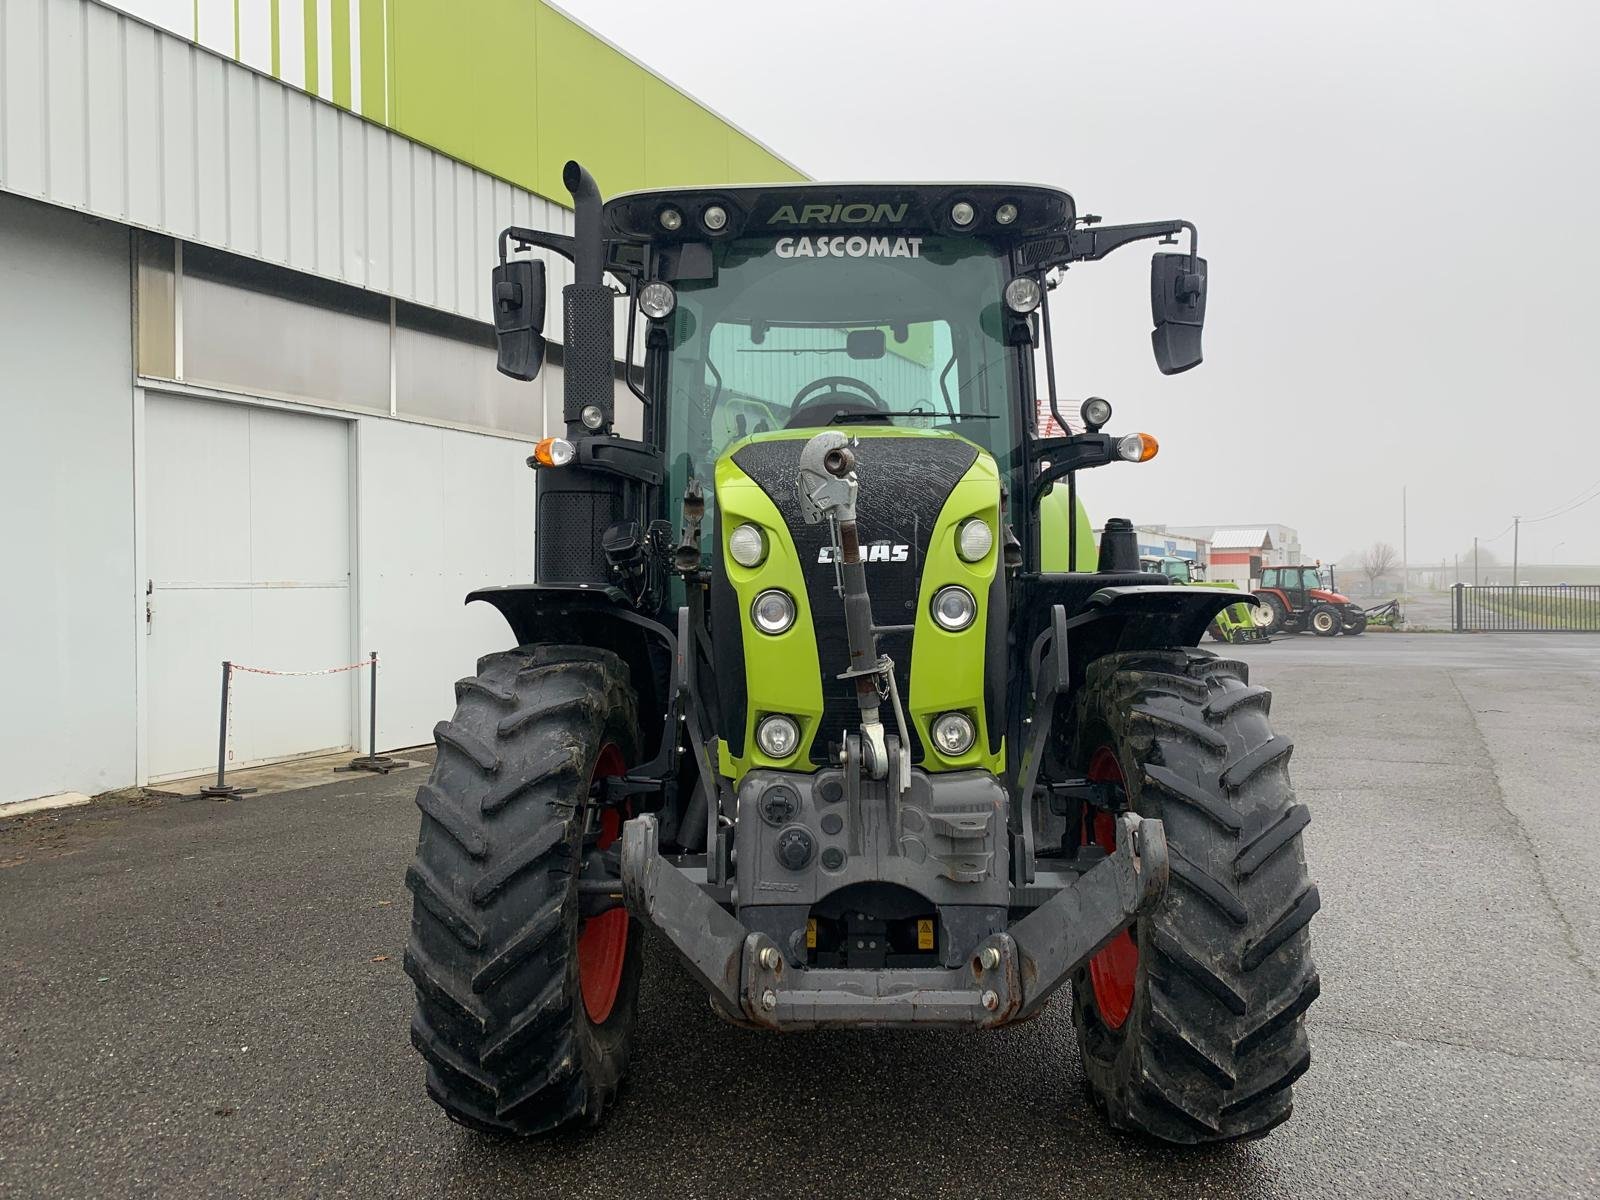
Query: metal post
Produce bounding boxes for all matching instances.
[1513,516,1520,586]
[1474,537,1479,587]
[200,661,255,799]
[348,651,398,774]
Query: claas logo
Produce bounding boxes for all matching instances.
[818,544,911,564]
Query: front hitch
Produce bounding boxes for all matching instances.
[620,809,1168,1029]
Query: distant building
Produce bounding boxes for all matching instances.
[1134,526,1210,565]
[1167,523,1303,586]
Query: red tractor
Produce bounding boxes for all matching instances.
[1254,564,1368,636]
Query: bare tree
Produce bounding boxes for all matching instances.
[1360,541,1400,588]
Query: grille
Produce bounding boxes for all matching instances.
[732,435,978,764]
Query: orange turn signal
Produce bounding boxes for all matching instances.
[529,436,575,468]
[1116,432,1160,463]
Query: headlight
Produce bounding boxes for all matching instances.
[995,202,1019,225]
[658,208,683,231]
[728,523,767,567]
[931,712,976,756]
[702,204,728,231]
[930,585,977,631]
[751,589,796,635]
[1004,276,1042,313]
[756,714,800,758]
[639,281,677,319]
[956,518,993,562]
[950,200,976,227]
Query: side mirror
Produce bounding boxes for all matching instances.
[492,258,547,380]
[1150,252,1207,375]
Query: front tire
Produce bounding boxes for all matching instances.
[1256,594,1290,635]
[1343,613,1368,635]
[1069,649,1320,1143]
[1310,605,1342,636]
[405,646,642,1136]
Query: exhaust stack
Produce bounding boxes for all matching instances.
[559,160,614,437]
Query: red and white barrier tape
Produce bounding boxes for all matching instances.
[231,658,375,677]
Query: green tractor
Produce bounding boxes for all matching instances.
[1141,555,1271,644]
[405,164,1319,1145]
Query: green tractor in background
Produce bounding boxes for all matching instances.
[1141,555,1271,644]
[403,164,1319,1145]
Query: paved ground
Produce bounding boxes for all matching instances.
[3,633,1599,1199]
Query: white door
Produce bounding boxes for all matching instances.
[144,394,354,780]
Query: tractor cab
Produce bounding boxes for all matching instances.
[1140,554,1198,584]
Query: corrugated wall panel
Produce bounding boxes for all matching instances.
[156,32,195,232]
[84,0,124,216]
[0,0,618,326]
[225,67,261,258]
[124,18,163,228]
[192,50,228,246]
[44,0,87,208]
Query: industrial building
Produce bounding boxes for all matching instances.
[0,0,801,805]
[1166,524,1303,587]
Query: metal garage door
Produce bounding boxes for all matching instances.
[144,394,354,780]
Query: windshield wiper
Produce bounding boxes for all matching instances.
[830,410,999,424]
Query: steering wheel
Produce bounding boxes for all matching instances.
[785,375,889,429]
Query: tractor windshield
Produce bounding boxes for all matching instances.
[660,235,1016,496]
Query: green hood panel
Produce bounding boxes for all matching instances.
[713,429,1004,782]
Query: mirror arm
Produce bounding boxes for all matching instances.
[1027,434,1119,507]
[498,225,578,266]
[1050,219,1198,267]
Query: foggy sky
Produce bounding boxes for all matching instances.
[559,0,1600,567]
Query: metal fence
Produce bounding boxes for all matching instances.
[1452,584,1600,632]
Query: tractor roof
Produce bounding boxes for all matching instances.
[603,182,1076,245]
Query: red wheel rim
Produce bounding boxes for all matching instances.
[577,743,628,1025]
[1084,746,1138,1030]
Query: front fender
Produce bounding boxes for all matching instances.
[466,584,677,759]
[1069,584,1256,648]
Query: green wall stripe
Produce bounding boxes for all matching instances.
[303,0,318,96]
[359,0,387,121]
[270,0,281,77]
[331,0,351,109]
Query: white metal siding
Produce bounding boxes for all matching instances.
[0,0,575,330]
[354,418,535,753]
[0,193,137,804]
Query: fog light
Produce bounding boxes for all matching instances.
[1004,276,1042,313]
[956,518,993,562]
[1117,432,1159,462]
[931,712,976,756]
[751,589,796,634]
[757,714,801,758]
[1080,396,1113,431]
[950,200,976,227]
[995,202,1019,225]
[639,281,677,319]
[702,204,728,231]
[729,523,767,567]
[659,208,683,231]
[931,585,977,631]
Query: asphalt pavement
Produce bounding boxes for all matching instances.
[3,633,1599,1199]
